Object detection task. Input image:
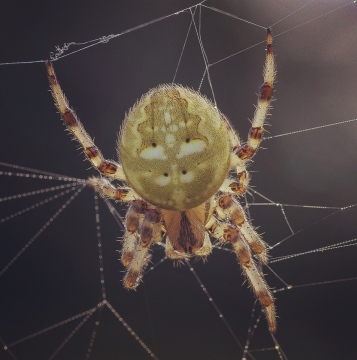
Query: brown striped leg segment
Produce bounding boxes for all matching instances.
[228,228,276,333]
[46,61,126,181]
[221,118,250,196]
[207,218,276,333]
[218,194,267,263]
[121,200,147,266]
[121,232,139,267]
[88,177,138,202]
[123,208,162,289]
[219,169,250,196]
[236,28,275,161]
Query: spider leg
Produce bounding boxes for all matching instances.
[217,194,267,263]
[207,217,276,333]
[220,119,250,196]
[88,177,138,202]
[219,170,249,196]
[220,30,275,196]
[46,61,126,181]
[236,28,275,161]
[121,200,147,266]
[123,206,162,289]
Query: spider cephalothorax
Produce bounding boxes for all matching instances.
[47,29,276,332]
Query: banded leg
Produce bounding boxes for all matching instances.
[207,219,276,333]
[121,200,147,266]
[123,208,162,289]
[221,118,250,196]
[219,170,250,196]
[46,61,125,180]
[236,28,275,161]
[221,30,275,195]
[217,194,267,263]
[88,177,138,202]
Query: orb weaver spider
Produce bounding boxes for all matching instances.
[46,28,276,332]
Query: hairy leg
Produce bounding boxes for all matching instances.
[46,61,126,180]
[235,28,276,161]
[207,217,276,332]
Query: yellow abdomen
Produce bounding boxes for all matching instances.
[118,84,231,211]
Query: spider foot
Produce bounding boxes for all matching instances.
[123,251,152,290]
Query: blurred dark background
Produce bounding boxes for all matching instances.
[1,1,357,359]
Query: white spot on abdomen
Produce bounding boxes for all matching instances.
[155,175,171,186]
[179,171,194,183]
[177,140,206,159]
[140,145,168,160]
[168,124,178,132]
[165,133,176,146]
[164,112,172,124]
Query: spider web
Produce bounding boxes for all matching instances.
[1,1,357,359]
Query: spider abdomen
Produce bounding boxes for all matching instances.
[118,84,231,211]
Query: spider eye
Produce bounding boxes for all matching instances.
[185,138,190,143]
[152,143,157,147]
[164,173,168,177]
[182,170,187,175]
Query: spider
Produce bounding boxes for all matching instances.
[46,28,276,332]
